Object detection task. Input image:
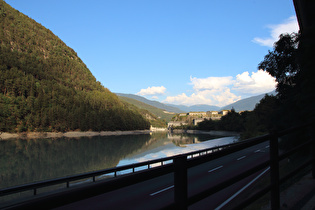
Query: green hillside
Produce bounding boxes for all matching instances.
[116,93,184,113]
[118,95,171,125]
[0,0,150,132]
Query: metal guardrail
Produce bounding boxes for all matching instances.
[0,140,232,200]
[1,121,314,209]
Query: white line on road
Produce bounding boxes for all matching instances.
[215,167,270,210]
[208,165,223,173]
[150,185,174,196]
[254,149,261,153]
[265,145,270,148]
[237,156,246,161]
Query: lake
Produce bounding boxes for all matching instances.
[0,132,238,189]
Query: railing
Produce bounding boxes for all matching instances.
[1,122,314,209]
[0,140,232,207]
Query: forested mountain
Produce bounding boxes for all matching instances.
[0,1,150,132]
[117,95,173,124]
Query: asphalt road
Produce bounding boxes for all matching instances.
[55,142,270,210]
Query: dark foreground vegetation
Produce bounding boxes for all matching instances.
[197,31,315,142]
[0,1,150,132]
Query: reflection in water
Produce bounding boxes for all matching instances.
[117,135,238,166]
[0,135,151,188]
[0,133,237,189]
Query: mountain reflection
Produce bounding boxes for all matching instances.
[0,133,235,189]
[0,135,150,188]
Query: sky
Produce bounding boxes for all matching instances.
[6,0,299,107]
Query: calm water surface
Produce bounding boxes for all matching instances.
[0,132,238,189]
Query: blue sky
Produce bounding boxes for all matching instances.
[6,0,299,107]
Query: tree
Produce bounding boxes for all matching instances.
[258,33,300,100]
[258,31,315,152]
[241,95,279,139]
[219,109,243,132]
[258,33,304,129]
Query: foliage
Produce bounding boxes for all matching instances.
[218,109,244,132]
[195,94,279,139]
[246,31,314,143]
[240,95,279,139]
[258,33,300,100]
[197,119,219,131]
[240,33,305,139]
[169,33,309,140]
[258,32,314,129]
[0,1,150,132]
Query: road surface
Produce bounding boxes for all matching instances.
[55,142,270,209]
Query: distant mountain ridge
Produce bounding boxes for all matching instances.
[117,94,174,123]
[221,90,276,112]
[115,93,184,113]
[115,90,276,113]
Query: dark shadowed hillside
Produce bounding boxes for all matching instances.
[0,0,150,132]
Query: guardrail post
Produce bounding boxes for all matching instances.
[174,155,188,210]
[269,131,280,210]
[309,124,315,179]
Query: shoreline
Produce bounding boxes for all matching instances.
[171,129,239,136]
[0,129,238,140]
[0,130,152,140]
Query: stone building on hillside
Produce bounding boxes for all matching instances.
[188,112,207,117]
[219,110,229,116]
[168,121,188,128]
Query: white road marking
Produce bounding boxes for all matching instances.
[254,149,261,153]
[215,167,270,210]
[237,156,246,161]
[208,165,223,173]
[265,145,270,148]
[150,185,174,196]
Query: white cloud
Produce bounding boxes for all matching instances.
[163,89,241,107]
[163,76,241,107]
[233,70,276,94]
[164,93,213,106]
[137,86,166,96]
[190,76,234,91]
[253,16,299,47]
[163,70,276,107]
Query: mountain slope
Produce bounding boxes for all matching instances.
[118,95,174,123]
[115,93,184,113]
[221,91,276,112]
[0,1,150,132]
